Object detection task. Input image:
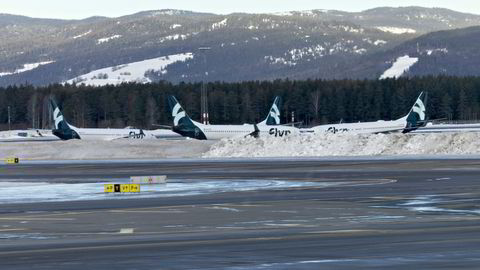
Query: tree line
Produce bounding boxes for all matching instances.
[1,76,480,130]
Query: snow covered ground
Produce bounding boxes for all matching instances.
[1,139,214,160]
[0,61,55,77]
[380,55,418,79]
[4,132,480,160]
[376,26,416,34]
[64,53,193,86]
[204,132,480,158]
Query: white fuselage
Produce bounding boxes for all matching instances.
[69,125,179,140]
[306,117,407,135]
[193,121,299,140]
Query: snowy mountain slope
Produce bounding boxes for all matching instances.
[336,25,480,80]
[65,53,193,86]
[0,7,480,86]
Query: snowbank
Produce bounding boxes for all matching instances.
[204,133,480,158]
[1,139,214,160]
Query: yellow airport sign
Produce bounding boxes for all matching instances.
[129,184,140,192]
[5,157,19,164]
[104,184,140,193]
[104,184,114,193]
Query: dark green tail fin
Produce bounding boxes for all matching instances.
[50,98,81,140]
[259,96,281,125]
[167,95,206,140]
[403,92,428,133]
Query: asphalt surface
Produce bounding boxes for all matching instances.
[1,158,480,269]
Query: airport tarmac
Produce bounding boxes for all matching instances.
[1,158,480,269]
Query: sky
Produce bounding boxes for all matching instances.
[1,0,480,19]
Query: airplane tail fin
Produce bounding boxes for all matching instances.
[167,95,206,140]
[50,98,80,140]
[167,95,194,127]
[258,96,281,125]
[402,91,428,133]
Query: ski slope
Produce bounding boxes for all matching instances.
[380,55,418,79]
[65,53,193,86]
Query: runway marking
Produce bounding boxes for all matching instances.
[0,217,75,221]
[119,228,134,234]
[109,210,185,214]
[0,228,26,232]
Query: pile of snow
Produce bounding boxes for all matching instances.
[1,139,213,160]
[376,26,416,34]
[0,61,55,77]
[65,53,193,86]
[204,132,480,158]
[97,35,122,44]
[380,55,418,79]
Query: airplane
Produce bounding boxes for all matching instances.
[167,95,299,140]
[50,99,180,140]
[304,91,427,134]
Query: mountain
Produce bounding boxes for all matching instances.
[334,26,480,79]
[1,7,480,87]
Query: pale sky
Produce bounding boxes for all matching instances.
[1,0,480,19]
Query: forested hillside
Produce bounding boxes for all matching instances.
[1,77,480,130]
[2,7,480,86]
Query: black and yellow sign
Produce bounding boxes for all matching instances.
[5,157,19,164]
[104,184,140,193]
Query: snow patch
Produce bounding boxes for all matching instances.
[425,48,448,55]
[72,30,92,39]
[97,35,122,44]
[65,53,193,86]
[374,40,387,46]
[211,18,228,30]
[159,34,189,43]
[170,24,182,29]
[0,61,55,77]
[264,56,296,66]
[380,55,418,79]
[376,26,416,34]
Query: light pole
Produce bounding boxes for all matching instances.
[198,47,211,125]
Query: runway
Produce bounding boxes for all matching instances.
[1,158,480,269]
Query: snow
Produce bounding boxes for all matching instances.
[204,132,480,158]
[264,56,296,66]
[376,26,416,34]
[65,53,193,86]
[0,139,212,160]
[170,24,182,29]
[0,61,55,77]
[0,179,323,204]
[211,18,228,30]
[72,30,91,39]
[373,40,387,46]
[97,35,122,44]
[159,34,189,43]
[425,48,448,55]
[380,55,418,79]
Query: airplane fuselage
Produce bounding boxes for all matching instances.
[306,118,407,135]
